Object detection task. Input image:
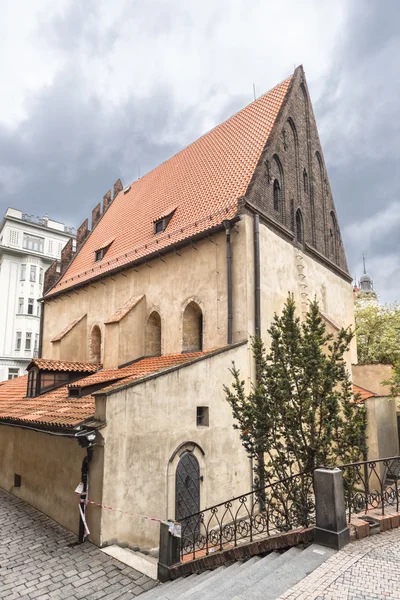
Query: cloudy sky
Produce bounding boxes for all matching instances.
[1,0,399,302]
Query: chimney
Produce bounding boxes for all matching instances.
[103,189,112,212]
[113,179,123,199]
[60,238,75,275]
[91,202,102,229]
[76,218,89,250]
[43,260,62,295]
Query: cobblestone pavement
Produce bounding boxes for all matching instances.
[0,489,158,599]
[280,527,400,600]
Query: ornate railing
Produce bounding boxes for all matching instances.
[338,456,400,522]
[180,471,314,561]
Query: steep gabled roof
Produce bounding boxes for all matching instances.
[353,384,377,402]
[46,75,293,297]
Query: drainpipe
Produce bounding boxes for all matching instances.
[254,214,261,337]
[223,220,233,345]
[38,301,45,358]
[78,444,94,543]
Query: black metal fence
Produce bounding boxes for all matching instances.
[338,456,400,522]
[180,471,314,561]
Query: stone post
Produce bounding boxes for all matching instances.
[314,468,350,550]
[157,522,181,582]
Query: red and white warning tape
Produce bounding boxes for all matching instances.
[79,498,182,537]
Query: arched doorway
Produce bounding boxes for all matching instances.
[175,451,201,521]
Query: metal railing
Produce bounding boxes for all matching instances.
[180,471,314,561]
[338,456,400,522]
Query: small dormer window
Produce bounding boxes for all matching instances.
[153,206,177,235]
[27,368,39,398]
[94,240,114,262]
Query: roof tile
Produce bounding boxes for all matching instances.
[105,294,145,324]
[29,358,101,373]
[46,76,292,296]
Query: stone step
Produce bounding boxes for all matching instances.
[186,551,280,600]
[205,548,300,600]
[173,562,243,600]
[232,544,335,600]
[170,566,232,599]
[140,573,199,600]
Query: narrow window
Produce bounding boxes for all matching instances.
[16,332,22,351]
[182,301,203,352]
[290,200,295,232]
[27,298,34,315]
[196,406,209,427]
[145,311,162,356]
[8,368,19,380]
[90,325,102,362]
[25,332,32,351]
[20,264,26,281]
[330,212,339,262]
[27,368,38,397]
[273,179,281,212]
[296,209,304,244]
[30,265,37,282]
[39,268,43,285]
[34,334,39,353]
[14,474,21,488]
[303,169,309,194]
[48,240,53,255]
[18,298,24,313]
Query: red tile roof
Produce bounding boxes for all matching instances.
[46,75,292,297]
[353,384,376,402]
[51,314,86,342]
[0,352,209,428]
[28,358,101,373]
[105,294,145,324]
[0,375,94,428]
[70,352,208,389]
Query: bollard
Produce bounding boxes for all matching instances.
[157,522,181,582]
[314,468,350,550]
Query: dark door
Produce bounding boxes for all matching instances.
[175,451,200,521]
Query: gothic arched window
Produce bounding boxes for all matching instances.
[182,301,203,352]
[303,169,309,194]
[296,209,304,244]
[273,179,281,212]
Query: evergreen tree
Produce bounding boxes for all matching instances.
[224,296,366,529]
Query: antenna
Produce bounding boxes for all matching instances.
[363,253,366,274]
[138,164,141,180]
[253,83,256,101]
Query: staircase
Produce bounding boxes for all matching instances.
[140,544,335,600]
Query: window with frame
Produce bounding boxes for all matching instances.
[30,265,37,282]
[16,332,22,351]
[34,333,39,352]
[8,368,19,380]
[20,264,26,281]
[273,179,281,212]
[23,234,44,253]
[27,368,38,397]
[48,240,53,255]
[27,298,34,315]
[196,406,209,427]
[8,229,20,246]
[25,332,32,351]
[303,169,309,195]
[18,298,24,313]
[153,209,175,235]
[39,268,43,285]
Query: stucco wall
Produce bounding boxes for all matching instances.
[42,230,249,367]
[352,364,394,396]
[257,219,357,364]
[94,343,252,550]
[0,425,84,534]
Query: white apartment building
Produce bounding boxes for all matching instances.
[0,208,75,382]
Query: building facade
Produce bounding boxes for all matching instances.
[0,66,357,551]
[0,208,75,382]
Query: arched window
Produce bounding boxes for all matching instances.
[330,212,339,262]
[273,179,281,212]
[290,200,295,232]
[90,325,102,363]
[296,209,304,244]
[145,311,161,356]
[182,301,203,353]
[303,169,309,194]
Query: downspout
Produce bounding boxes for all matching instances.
[38,301,45,358]
[223,220,233,345]
[254,214,261,337]
[78,444,94,543]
